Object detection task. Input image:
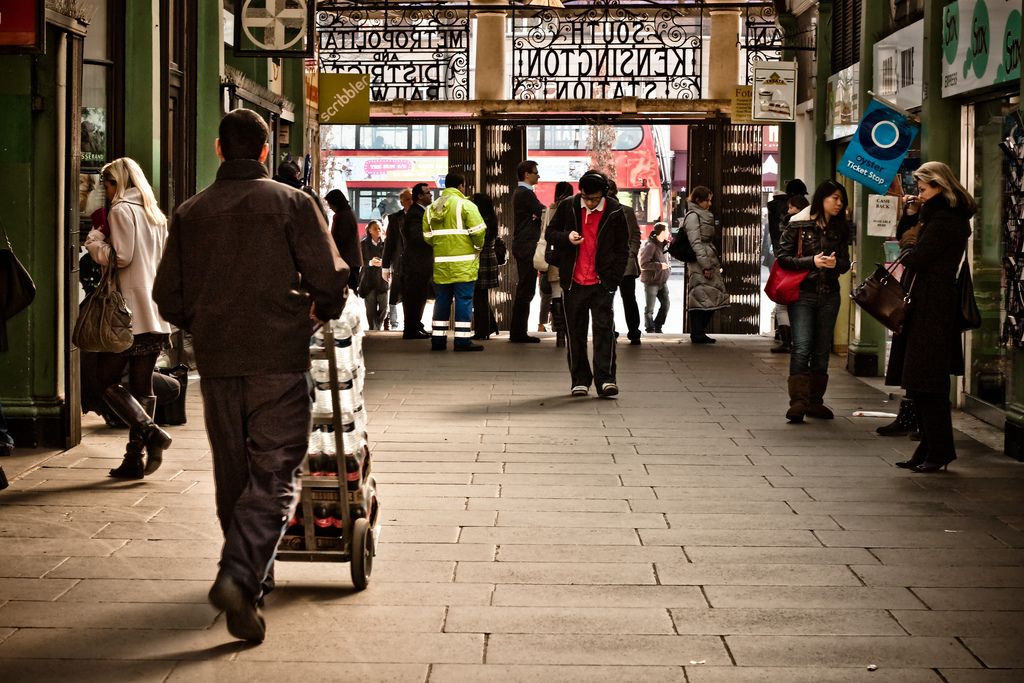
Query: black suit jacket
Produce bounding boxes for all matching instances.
[512,184,546,259]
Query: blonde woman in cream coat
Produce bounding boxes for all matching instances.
[84,157,173,479]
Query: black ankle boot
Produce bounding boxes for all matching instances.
[103,386,172,476]
[895,443,927,469]
[877,398,917,436]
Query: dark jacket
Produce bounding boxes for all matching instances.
[765,192,789,252]
[330,207,362,289]
[359,236,388,295]
[621,204,642,278]
[272,174,327,219]
[153,159,347,378]
[476,212,500,290]
[382,208,405,304]
[402,202,433,294]
[512,184,546,259]
[885,195,972,393]
[777,207,852,296]
[545,194,630,291]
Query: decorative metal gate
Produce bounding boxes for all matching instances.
[688,122,763,334]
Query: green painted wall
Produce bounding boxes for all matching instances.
[814,1,833,184]
[196,0,224,190]
[123,0,159,194]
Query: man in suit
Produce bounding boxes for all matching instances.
[509,159,545,343]
[400,182,434,339]
[607,180,642,345]
[382,188,411,330]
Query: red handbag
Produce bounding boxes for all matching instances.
[764,229,808,304]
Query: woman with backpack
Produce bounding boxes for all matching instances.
[680,186,729,343]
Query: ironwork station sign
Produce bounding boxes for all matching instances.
[317,1,471,101]
[315,1,781,103]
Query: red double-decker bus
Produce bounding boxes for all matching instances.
[321,123,665,234]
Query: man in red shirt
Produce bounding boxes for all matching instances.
[544,171,630,397]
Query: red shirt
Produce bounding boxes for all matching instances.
[572,197,604,286]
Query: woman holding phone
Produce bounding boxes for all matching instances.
[886,161,975,472]
[776,179,852,423]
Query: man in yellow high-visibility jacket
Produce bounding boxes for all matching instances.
[423,171,487,351]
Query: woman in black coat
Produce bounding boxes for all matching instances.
[887,161,975,473]
[325,189,362,291]
[777,179,852,423]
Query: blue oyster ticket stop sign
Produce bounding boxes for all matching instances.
[838,99,919,195]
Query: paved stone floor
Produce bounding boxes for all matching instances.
[1,333,1023,682]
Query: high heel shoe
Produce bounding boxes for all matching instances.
[911,456,957,473]
[895,444,927,469]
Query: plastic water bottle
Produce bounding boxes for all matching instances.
[337,367,356,414]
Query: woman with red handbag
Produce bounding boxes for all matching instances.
[776,180,852,423]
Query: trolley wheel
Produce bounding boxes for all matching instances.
[350,517,373,590]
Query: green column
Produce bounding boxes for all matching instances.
[844,0,890,377]
[813,1,833,184]
[195,0,223,190]
[123,1,159,192]
[283,57,307,160]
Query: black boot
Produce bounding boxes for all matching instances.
[895,442,928,469]
[877,398,917,436]
[689,310,716,344]
[770,325,791,353]
[108,425,145,479]
[103,386,172,476]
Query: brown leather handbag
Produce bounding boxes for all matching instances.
[851,256,916,335]
[72,245,134,353]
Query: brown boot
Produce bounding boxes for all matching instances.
[805,374,835,419]
[786,375,809,423]
[103,386,172,476]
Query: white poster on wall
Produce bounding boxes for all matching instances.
[873,20,924,110]
[867,195,900,237]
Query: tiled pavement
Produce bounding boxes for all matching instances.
[1,333,1023,682]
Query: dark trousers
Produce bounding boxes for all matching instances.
[618,275,641,340]
[201,372,310,599]
[473,287,497,337]
[402,288,428,336]
[644,283,670,331]
[788,291,840,375]
[688,309,715,339]
[363,290,388,330]
[908,389,957,463]
[563,283,616,389]
[510,253,538,339]
[432,281,475,349]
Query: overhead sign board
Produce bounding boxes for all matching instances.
[0,0,44,53]
[873,20,924,110]
[318,74,371,125]
[838,99,920,195]
[942,0,1022,97]
[752,61,797,122]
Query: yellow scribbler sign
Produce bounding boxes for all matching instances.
[318,74,371,124]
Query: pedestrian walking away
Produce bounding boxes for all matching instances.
[885,161,975,473]
[545,170,629,397]
[153,109,348,643]
[640,222,672,333]
[509,159,545,343]
[423,171,487,352]
[84,157,173,480]
[608,179,643,345]
[359,220,389,330]
[325,189,363,292]
[776,179,851,423]
[682,186,730,344]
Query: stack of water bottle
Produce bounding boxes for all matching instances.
[282,297,372,550]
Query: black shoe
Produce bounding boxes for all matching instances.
[403,330,431,339]
[108,455,144,479]
[509,336,541,344]
[597,382,619,398]
[208,572,266,643]
[454,343,484,352]
[470,333,490,340]
[691,335,716,344]
[912,456,956,473]
[653,327,663,334]
[895,444,928,469]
